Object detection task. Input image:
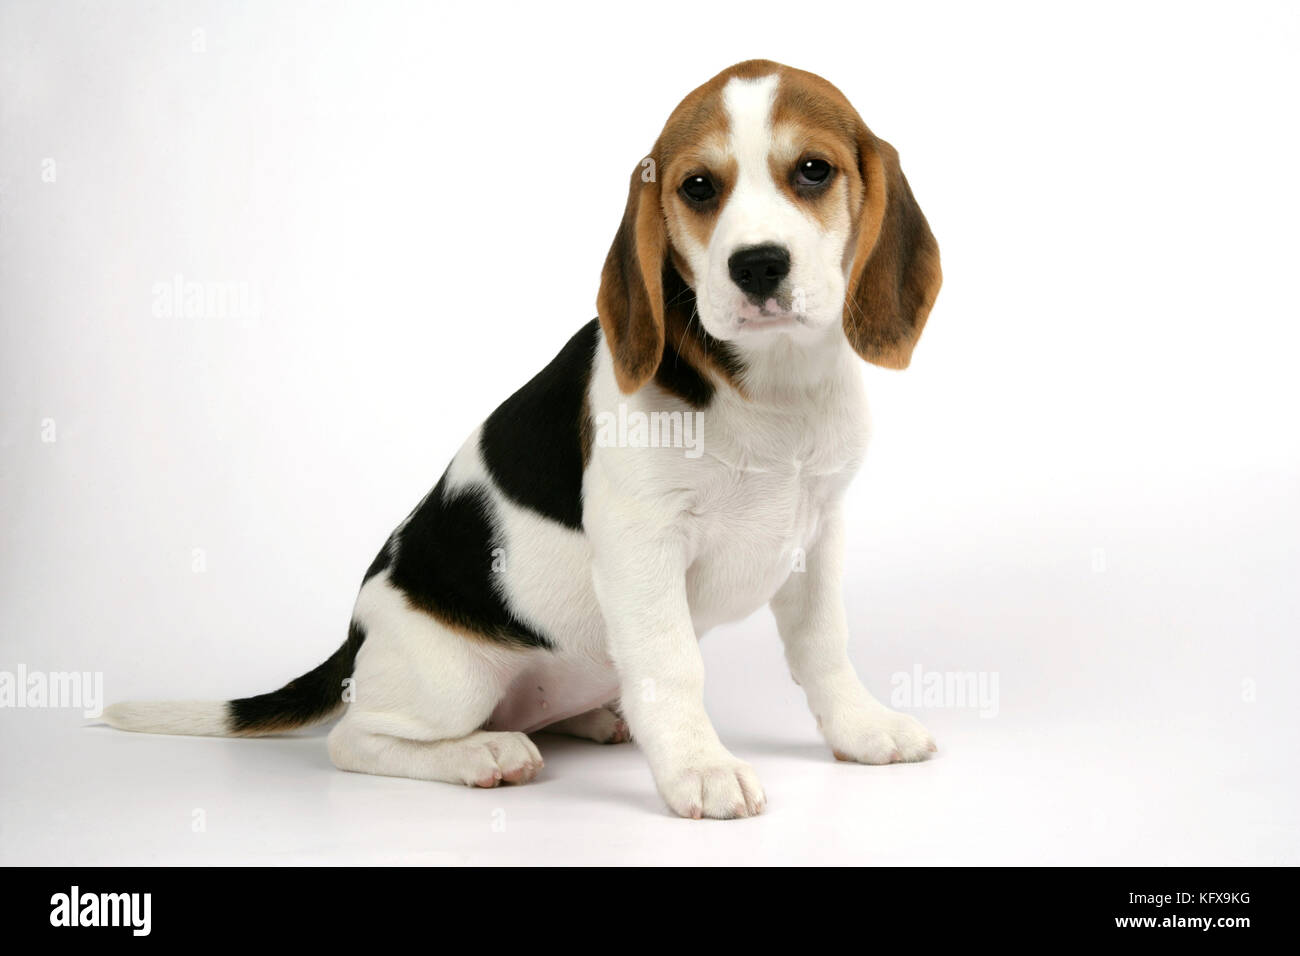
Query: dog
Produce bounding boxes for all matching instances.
[103,60,943,819]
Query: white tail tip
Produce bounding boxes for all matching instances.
[100,701,231,737]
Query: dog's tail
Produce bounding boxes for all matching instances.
[101,623,365,738]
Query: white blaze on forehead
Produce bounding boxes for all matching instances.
[713,73,802,266]
[722,74,780,191]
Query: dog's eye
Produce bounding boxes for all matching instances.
[795,159,833,188]
[680,175,717,204]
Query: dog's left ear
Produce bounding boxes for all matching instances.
[597,159,667,394]
[844,126,943,369]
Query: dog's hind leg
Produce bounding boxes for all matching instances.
[327,572,542,786]
[329,723,543,787]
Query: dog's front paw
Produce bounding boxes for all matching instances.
[656,756,766,820]
[823,707,936,764]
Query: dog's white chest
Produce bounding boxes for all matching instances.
[684,431,860,632]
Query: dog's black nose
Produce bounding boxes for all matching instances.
[728,244,790,299]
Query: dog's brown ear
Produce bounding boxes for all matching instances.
[844,127,942,369]
[597,159,667,393]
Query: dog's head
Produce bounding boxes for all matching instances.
[598,60,942,393]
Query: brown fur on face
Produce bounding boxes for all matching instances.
[596,60,941,394]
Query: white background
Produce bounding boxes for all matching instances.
[2,0,1297,864]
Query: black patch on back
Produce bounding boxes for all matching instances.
[227,621,366,734]
[387,476,552,649]
[479,321,599,531]
[362,540,391,583]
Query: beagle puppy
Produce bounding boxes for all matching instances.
[104,60,943,819]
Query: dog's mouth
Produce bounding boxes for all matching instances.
[736,298,803,330]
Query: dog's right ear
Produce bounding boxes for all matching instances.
[597,158,667,394]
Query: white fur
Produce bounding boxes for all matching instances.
[101,700,228,736]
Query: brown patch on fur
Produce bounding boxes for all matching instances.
[597,167,668,393]
[770,72,862,232]
[578,392,594,468]
[668,154,735,253]
[403,598,532,650]
[767,142,849,231]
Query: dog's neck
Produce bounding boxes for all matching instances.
[730,324,858,404]
[679,315,868,476]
